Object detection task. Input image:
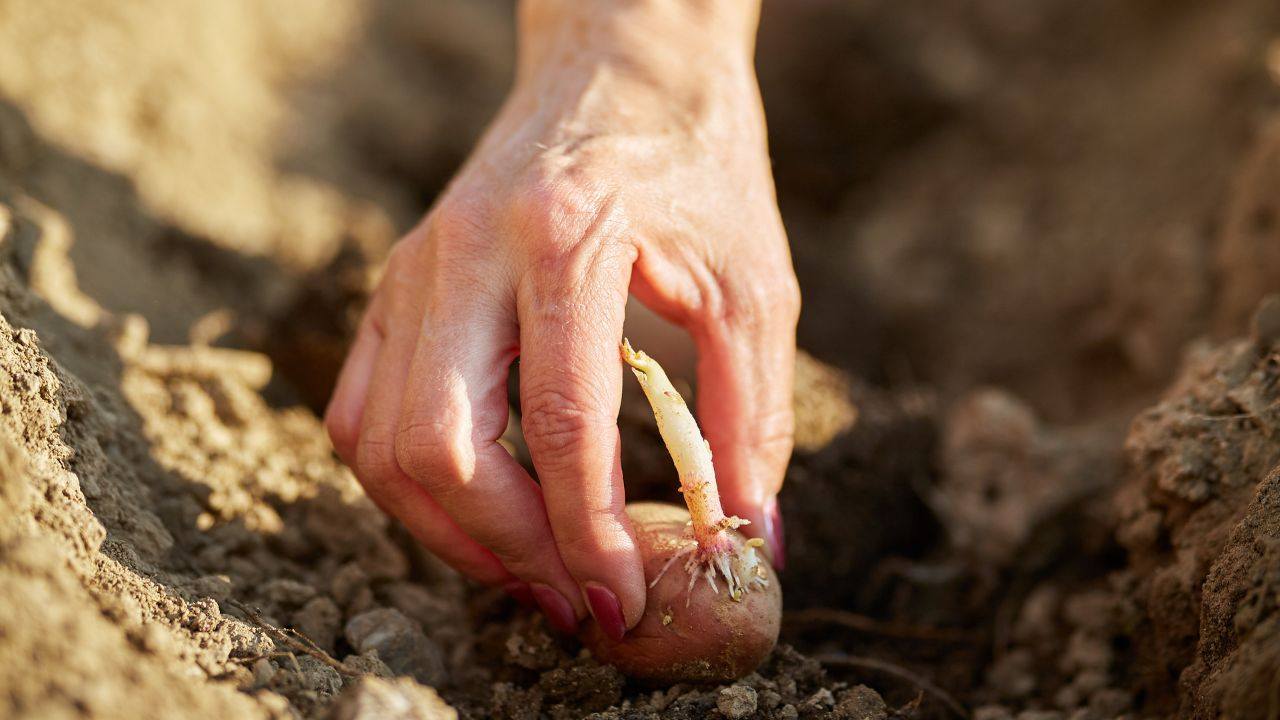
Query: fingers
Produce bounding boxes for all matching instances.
[691,275,800,570]
[325,302,384,465]
[394,282,591,633]
[517,238,646,639]
[339,253,515,589]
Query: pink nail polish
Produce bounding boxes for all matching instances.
[765,496,786,571]
[530,583,579,634]
[584,583,626,642]
[504,581,535,609]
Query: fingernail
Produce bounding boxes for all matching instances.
[583,582,626,642]
[764,496,786,571]
[530,583,578,634]
[504,581,535,609]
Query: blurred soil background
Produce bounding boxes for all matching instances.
[2,0,1280,718]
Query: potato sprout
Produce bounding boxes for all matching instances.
[577,340,781,683]
[619,339,770,603]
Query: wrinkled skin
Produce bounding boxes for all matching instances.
[580,503,781,683]
[325,0,798,636]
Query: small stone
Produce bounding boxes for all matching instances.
[973,707,1015,720]
[252,658,276,687]
[345,608,447,686]
[187,574,233,604]
[381,582,453,630]
[834,685,887,719]
[341,651,394,682]
[331,562,370,607]
[327,676,457,720]
[348,586,378,616]
[261,578,318,608]
[293,596,342,653]
[803,687,835,709]
[779,704,799,720]
[717,685,758,719]
[298,655,343,696]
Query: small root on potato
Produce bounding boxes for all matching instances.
[647,510,770,605]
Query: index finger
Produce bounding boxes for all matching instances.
[517,236,646,641]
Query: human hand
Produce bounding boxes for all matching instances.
[325,0,798,640]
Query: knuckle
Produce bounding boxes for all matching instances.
[521,386,612,466]
[514,170,596,221]
[509,172,633,309]
[755,406,795,452]
[394,419,471,493]
[513,171,627,251]
[750,406,796,473]
[355,425,401,480]
[777,274,802,322]
[704,271,801,332]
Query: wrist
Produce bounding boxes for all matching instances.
[508,0,764,139]
[515,0,759,98]
[517,0,760,72]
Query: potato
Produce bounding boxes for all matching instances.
[579,502,781,683]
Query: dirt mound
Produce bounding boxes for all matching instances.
[1117,300,1280,717]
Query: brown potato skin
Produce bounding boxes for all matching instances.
[579,502,781,683]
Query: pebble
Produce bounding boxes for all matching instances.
[802,687,836,710]
[344,608,447,686]
[341,651,394,682]
[330,562,370,606]
[758,688,782,711]
[834,685,888,719]
[292,596,341,653]
[716,685,757,719]
[261,578,317,607]
[382,582,453,630]
[252,658,275,687]
[297,655,342,696]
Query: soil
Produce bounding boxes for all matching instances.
[1,1,1280,719]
